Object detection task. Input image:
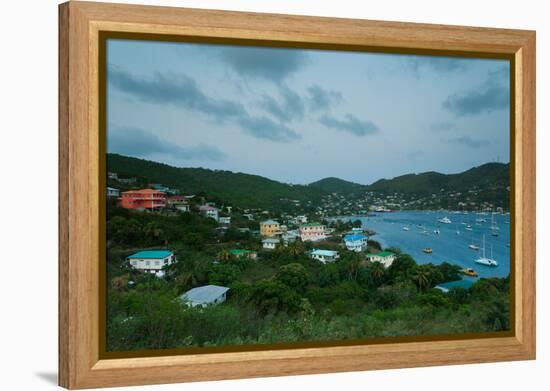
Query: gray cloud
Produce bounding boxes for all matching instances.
[319,114,379,136]
[237,116,300,142]
[430,121,456,132]
[307,85,343,112]
[220,46,308,82]
[108,126,225,161]
[108,65,246,122]
[109,65,301,143]
[259,85,305,123]
[447,136,490,149]
[443,67,510,116]
[406,56,469,77]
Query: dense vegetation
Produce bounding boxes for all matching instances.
[106,203,510,352]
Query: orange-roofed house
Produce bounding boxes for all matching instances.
[119,189,167,210]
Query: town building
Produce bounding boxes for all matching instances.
[343,233,368,252]
[199,205,219,221]
[310,249,340,263]
[107,171,118,180]
[127,250,175,276]
[181,285,230,307]
[150,183,178,195]
[119,189,166,210]
[218,216,231,225]
[107,187,120,198]
[366,251,396,268]
[260,219,281,237]
[262,238,280,250]
[166,195,190,212]
[299,222,328,242]
[282,230,300,245]
[229,249,257,260]
[117,177,137,184]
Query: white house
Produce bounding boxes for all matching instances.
[366,251,396,268]
[181,285,230,307]
[218,216,231,225]
[262,238,280,250]
[127,250,175,276]
[199,205,219,221]
[343,233,368,252]
[310,249,340,263]
[107,187,120,198]
[299,222,328,242]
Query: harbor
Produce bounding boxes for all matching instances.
[341,210,510,279]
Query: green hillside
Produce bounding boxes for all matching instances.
[366,163,510,194]
[309,177,366,194]
[107,154,327,209]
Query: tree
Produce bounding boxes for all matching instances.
[218,249,232,262]
[412,265,431,292]
[370,261,386,286]
[276,263,309,293]
[250,280,302,315]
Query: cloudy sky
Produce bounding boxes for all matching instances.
[106,39,510,185]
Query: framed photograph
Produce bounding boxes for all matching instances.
[59,1,536,389]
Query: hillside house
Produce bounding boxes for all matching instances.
[299,222,328,242]
[343,233,368,252]
[199,205,219,221]
[107,187,120,198]
[218,216,231,225]
[366,251,396,268]
[229,249,257,260]
[310,249,340,263]
[166,195,190,212]
[127,250,175,276]
[119,189,166,210]
[260,219,281,237]
[262,238,280,250]
[181,285,230,307]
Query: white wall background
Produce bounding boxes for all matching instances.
[0,0,547,389]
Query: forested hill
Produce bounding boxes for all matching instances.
[308,177,366,194]
[366,163,510,194]
[107,154,327,209]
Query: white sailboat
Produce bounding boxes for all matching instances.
[469,234,479,250]
[491,212,500,237]
[474,236,498,267]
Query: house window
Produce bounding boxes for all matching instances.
[155,261,160,266]
[146,261,151,266]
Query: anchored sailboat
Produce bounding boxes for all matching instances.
[474,235,498,267]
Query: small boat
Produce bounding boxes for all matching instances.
[476,218,487,223]
[434,229,440,235]
[438,216,452,224]
[465,225,473,231]
[402,226,410,231]
[469,244,480,250]
[423,248,433,254]
[462,268,478,277]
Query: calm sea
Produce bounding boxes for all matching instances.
[336,211,510,280]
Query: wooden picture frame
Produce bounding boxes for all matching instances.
[59,1,536,389]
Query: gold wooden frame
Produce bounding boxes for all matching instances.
[59,1,536,389]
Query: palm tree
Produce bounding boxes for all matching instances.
[288,242,302,258]
[370,261,385,285]
[413,266,431,292]
[218,249,231,262]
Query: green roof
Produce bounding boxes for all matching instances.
[368,251,394,258]
[127,250,173,259]
[229,249,255,255]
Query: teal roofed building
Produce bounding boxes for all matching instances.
[229,249,257,260]
[127,250,176,275]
